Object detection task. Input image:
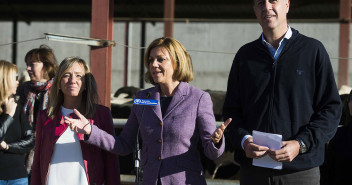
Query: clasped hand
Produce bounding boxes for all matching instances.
[0,141,9,151]
[244,138,300,162]
[4,96,17,117]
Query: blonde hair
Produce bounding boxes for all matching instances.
[47,57,98,119]
[0,60,18,114]
[144,37,193,85]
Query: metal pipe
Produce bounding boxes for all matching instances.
[140,21,146,89]
[338,0,351,88]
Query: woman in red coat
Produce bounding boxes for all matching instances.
[31,57,119,185]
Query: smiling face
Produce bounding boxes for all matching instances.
[26,58,48,83]
[60,62,86,99]
[148,47,177,85]
[253,0,290,32]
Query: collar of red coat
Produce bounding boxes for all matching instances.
[53,109,90,141]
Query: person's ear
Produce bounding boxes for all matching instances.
[286,0,290,14]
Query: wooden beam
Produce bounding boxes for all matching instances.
[338,0,351,88]
[90,0,114,108]
[164,0,174,37]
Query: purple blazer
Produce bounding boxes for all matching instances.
[86,82,225,185]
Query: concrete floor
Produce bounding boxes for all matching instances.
[120,174,240,185]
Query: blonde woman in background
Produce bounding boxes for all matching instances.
[0,60,34,185]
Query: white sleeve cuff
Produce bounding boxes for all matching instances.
[241,135,252,149]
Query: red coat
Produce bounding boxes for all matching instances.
[31,105,120,185]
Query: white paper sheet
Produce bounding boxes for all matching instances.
[252,130,283,170]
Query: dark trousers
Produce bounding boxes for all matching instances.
[240,165,320,185]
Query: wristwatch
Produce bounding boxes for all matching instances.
[296,138,307,153]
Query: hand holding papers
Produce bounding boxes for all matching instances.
[252,130,283,170]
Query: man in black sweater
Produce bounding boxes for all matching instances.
[223,0,342,184]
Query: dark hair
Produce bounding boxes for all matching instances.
[25,44,58,79]
[341,89,352,127]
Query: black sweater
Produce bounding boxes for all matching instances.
[223,28,342,170]
[0,104,35,180]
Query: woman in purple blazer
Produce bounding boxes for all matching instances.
[65,37,232,185]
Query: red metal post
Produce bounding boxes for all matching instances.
[90,0,114,108]
[338,0,351,88]
[164,0,175,37]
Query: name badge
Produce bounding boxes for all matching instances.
[133,99,159,106]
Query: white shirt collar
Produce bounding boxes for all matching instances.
[261,26,292,46]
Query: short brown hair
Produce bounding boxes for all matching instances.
[25,44,58,80]
[144,37,193,85]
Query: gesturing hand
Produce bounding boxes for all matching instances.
[211,118,232,144]
[64,109,92,135]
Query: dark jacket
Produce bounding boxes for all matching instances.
[0,104,35,180]
[30,105,120,185]
[223,28,342,170]
[321,125,352,185]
